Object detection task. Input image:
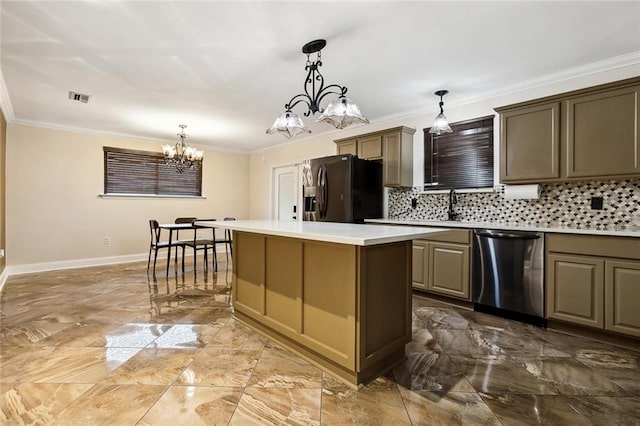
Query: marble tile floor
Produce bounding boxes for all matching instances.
[1,260,639,425]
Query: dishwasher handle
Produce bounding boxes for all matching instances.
[474,229,541,240]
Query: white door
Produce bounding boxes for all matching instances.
[273,165,299,221]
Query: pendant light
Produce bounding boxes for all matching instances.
[429,90,453,135]
[266,39,369,139]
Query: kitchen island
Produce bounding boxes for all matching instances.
[201,220,447,388]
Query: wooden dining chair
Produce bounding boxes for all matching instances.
[185,218,216,273]
[147,219,185,277]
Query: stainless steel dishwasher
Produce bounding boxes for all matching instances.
[472,229,546,326]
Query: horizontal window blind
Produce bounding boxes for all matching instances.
[104,147,202,196]
[424,116,494,190]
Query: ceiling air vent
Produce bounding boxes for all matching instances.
[68,91,91,103]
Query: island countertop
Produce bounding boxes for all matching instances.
[198,219,448,246]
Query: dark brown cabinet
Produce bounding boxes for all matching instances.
[496,77,640,183]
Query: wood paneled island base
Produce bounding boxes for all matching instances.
[232,230,413,388]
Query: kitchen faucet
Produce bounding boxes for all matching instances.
[448,189,459,221]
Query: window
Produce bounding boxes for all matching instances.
[424,115,494,190]
[103,147,202,196]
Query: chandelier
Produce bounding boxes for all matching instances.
[162,124,203,174]
[266,39,369,139]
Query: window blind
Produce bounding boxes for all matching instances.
[424,115,494,190]
[103,147,202,196]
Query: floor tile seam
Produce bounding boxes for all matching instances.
[393,382,417,425]
[227,341,269,422]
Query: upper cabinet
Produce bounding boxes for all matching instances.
[335,126,415,187]
[336,135,381,159]
[496,77,640,184]
[499,102,560,181]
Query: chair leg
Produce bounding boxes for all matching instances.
[153,249,159,277]
[181,246,185,273]
[147,248,152,273]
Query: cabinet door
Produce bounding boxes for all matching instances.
[383,131,402,186]
[546,254,604,328]
[427,242,470,300]
[566,85,640,178]
[357,135,382,159]
[412,240,428,291]
[337,140,357,156]
[605,260,640,337]
[500,102,560,182]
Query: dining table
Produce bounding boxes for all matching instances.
[158,221,216,275]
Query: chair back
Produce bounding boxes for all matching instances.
[149,219,161,245]
[175,217,197,224]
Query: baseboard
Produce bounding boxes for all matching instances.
[1,245,231,283]
[4,253,149,277]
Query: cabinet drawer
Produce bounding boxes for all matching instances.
[546,233,640,260]
[415,229,470,245]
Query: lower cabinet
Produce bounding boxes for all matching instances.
[546,254,605,328]
[546,234,640,338]
[412,230,471,301]
[605,260,640,338]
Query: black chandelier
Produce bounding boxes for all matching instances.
[266,39,369,139]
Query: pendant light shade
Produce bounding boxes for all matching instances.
[429,90,453,135]
[266,39,368,139]
[266,110,311,139]
[317,96,370,129]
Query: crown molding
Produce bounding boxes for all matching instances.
[9,118,249,155]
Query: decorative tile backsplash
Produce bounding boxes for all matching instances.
[388,180,640,228]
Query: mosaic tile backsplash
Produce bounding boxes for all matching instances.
[388,180,640,229]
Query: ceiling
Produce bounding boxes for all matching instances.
[1,1,639,153]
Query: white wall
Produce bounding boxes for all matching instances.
[248,64,640,220]
[6,124,250,267]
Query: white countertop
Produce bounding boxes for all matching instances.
[198,220,449,246]
[367,218,640,238]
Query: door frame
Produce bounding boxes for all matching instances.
[271,163,302,222]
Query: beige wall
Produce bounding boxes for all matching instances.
[0,110,5,273]
[6,124,249,267]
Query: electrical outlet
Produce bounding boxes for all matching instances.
[591,196,604,210]
[411,198,418,209]
[0,249,4,257]
[103,237,111,245]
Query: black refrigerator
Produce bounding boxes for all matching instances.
[303,154,383,223]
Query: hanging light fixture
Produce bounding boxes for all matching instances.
[162,124,203,174]
[266,39,369,139]
[429,90,453,135]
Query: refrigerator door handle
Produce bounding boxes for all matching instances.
[317,165,328,219]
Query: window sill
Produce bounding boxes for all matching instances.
[99,194,206,199]
[418,186,497,195]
